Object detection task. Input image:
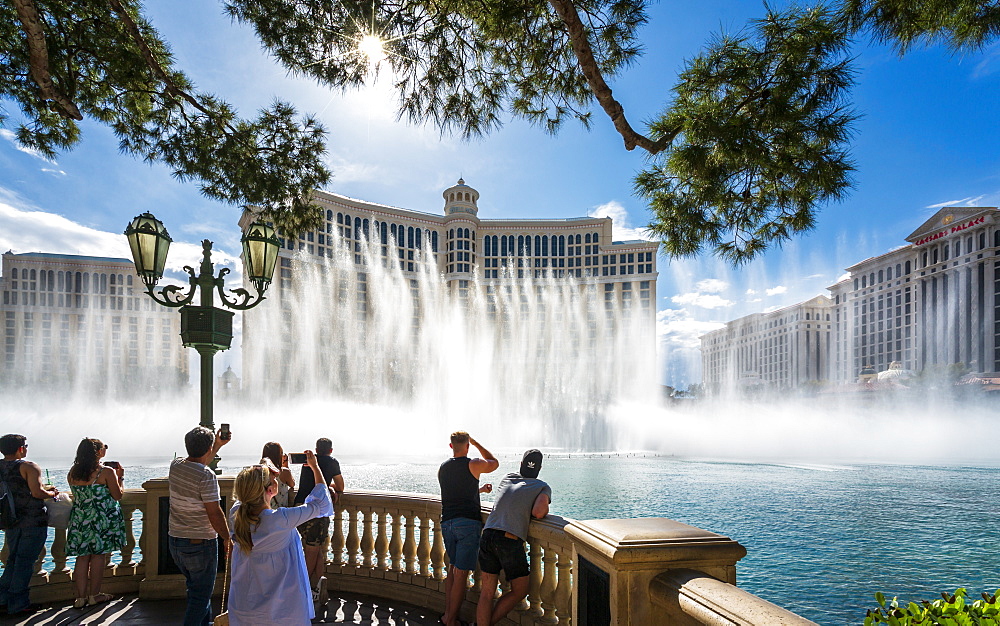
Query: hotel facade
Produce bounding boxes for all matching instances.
[701,206,1000,388]
[239,180,660,391]
[0,251,188,392]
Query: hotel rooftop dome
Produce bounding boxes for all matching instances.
[442,178,479,217]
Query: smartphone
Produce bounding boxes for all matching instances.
[289,452,307,464]
[220,423,231,441]
[104,460,122,469]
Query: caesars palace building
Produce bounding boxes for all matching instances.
[701,206,1000,388]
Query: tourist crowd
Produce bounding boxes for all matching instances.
[0,428,550,626]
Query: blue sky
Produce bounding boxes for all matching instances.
[1,0,999,387]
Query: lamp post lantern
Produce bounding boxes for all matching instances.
[124,212,280,471]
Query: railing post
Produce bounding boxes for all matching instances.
[565,518,747,626]
[402,512,417,574]
[430,521,445,581]
[346,508,361,567]
[539,548,558,624]
[389,512,403,572]
[374,510,389,571]
[527,541,544,616]
[332,507,346,566]
[417,516,432,578]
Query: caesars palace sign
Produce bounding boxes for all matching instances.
[914,215,987,246]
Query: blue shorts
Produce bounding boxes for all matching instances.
[441,517,483,571]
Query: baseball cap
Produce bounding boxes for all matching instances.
[520,449,543,478]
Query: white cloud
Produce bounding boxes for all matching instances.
[0,129,54,163]
[0,190,241,279]
[765,285,787,296]
[41,168,67,177]
[671,292,734,309]
[836,272,851,283]
[656,308,725,350]
[745,288,757,296]
[747,297,762,303]
[926,195,985,209]
[327,154,385,185]
[695,278,728,293]
[587,200,653,241]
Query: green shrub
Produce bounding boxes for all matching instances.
[864,588,1000,625]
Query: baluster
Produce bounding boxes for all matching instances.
[555,551,572,626]
[360,509,375,569]
[417,516,431,578]
[374,511,389,571]
[50,527,69,576]
[539,547,559,624]
[346,508,361,567]
[430,520,445,580]
[389,512,403,572]
[33,534,47,575]
[122,504,138,566]
[527,541,544,616]
[330,507,346,566]
[136,507,147,568]
[402,512,417,574]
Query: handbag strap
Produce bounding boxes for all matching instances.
[221,542,231,613]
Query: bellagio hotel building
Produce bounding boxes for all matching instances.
[239,179,659,339]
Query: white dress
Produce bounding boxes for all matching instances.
[228,483,334,625]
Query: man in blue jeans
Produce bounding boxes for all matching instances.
[168,426,232,626]
[438,431,498,626]
[0,433,59,616]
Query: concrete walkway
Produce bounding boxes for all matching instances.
[1,593,440,625]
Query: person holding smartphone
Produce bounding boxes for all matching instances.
[228,452,333,624]
[65,438,126,609]
[293,437,343,600]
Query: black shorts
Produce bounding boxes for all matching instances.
[297,516,330,547]
[477,528,530,580]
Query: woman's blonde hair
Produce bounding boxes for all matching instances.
[232,462,275,554]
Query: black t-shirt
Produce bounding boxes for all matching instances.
[294,455,341,505]
[439,456,481,523]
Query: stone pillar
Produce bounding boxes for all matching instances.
[138,476,234,600]
[565,517,747,626]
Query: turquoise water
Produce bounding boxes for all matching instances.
[21,455,1000,625]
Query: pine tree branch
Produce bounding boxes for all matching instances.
[11,0,83,120]
[547,0,673,154]
[106,0,220,122]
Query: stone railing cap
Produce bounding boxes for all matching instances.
[572,518,733,546]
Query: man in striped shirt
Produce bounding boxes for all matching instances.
[168,426,231,626]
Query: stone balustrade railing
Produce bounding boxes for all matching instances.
[0,479,816,625]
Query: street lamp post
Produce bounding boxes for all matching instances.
[124,213,279,471]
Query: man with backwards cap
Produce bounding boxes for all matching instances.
[476,449,552,626]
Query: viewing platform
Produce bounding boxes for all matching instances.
[1,478,816,625]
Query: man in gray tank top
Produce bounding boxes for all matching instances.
[476,449,551,626]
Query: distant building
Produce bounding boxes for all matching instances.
[0,251,187,392]
[701,206,1000,390]
[700,296,833,389]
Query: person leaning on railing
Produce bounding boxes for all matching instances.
[476,449,552,626]
[228,451,333,624]
[0,433,59,617]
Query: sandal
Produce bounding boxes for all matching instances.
[87,593,114,606]
[73,597,87,609]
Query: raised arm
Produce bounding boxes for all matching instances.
[99,466,124,501]
[468,436,500,478]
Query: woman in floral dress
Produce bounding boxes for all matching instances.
[65,438,126,609]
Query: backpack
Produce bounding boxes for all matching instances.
[0,467,19,530]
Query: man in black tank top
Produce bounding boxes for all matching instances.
[438,431,498,626]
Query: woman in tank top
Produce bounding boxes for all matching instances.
[65,438,126,609]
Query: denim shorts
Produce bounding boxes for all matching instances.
[478,528,530,580]
[441,517,483,572]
